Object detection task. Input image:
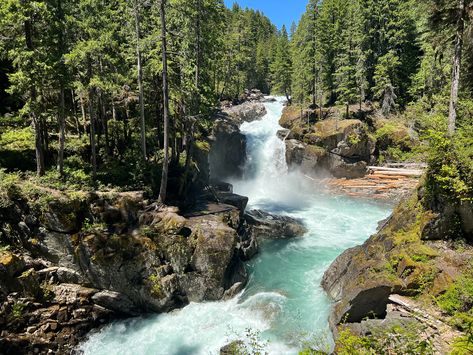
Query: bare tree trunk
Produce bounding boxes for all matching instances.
[88,92,97,180]
[56,0,66,177]
[312,8,317,107]
[25,18,45,176]
[134,0,147,160]
[194,0,201,114]
[158,0,170,204]
[154,75,162,148]
[179,116,196,197]
[87,60,97,180]
[448,0,466,137]
[71,89,82,137]
[42,116,49,154]
[32,111,45,176]
[319,89,323,120]
[124,104,130,141]
[285,90,292,105]
[57,86,66,176]
[79,93,88,134]
[359,87,363,111]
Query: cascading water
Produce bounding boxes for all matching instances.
[80,98,392,355]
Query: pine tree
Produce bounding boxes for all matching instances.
[291,0,320,106]
[270,26,292,102]
[425,0,473,135]
[158,0,170,204]
[0,0,57,176]
[335,0,366,116]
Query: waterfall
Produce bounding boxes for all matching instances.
[232,97,312,212]
[240,97,288,181]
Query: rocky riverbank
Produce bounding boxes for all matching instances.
[0,186,245,353]
[279,104,419,180]
[0,183,307,353]
[322,179,473,353]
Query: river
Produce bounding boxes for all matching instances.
[79,97,392,355]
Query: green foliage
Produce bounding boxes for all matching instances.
[224,328,269,355]
[148,274,164,298]
[0,169,21,208]
[0,127,34,151]
[11,302,26,320]
[270,26,292,99]
[291,0,420,109]
[436,266,473,331]
[451,327,473,355]
[81,218,107,233]
[219,4,277,99]
[335,324,434,355]
[426,122,473,202]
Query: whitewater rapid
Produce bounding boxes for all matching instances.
[80,97,391,355]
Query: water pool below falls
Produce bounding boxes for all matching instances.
[80,98,392,355]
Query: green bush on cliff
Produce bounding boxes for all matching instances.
[451,330,473,355]
[436,265,473,331]
[0,169,21,208]
[148,274,165,298]
[10,302,26,321]
[334,324,433,355]
[426,120,473,202]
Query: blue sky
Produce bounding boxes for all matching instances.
[224,0,308,30]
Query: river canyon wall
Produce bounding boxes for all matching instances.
[0,96,308,354]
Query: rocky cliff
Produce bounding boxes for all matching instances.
[0,185,250,353]
[322,180,473,351]
[209,102,267,181]
[279,105,422,180]
[279,106,375,179]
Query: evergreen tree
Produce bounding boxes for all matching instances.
[271,25,292,102]
[291,0,320,106]
[158,0,170,203]
[335,0,366,115]
[425,0,473,135]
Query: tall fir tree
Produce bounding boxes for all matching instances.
[270,25,292,102]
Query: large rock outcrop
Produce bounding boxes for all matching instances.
[244,210,307,240]
[322,183,473,337]
[280,113,376,179]
[209,102,267,181]
[222,102,267,123]
[279,104,379,179]
[209,116,247,180]
[0,188,250,354]
[237,210,307,261]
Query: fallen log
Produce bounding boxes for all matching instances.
[368,166,423,176]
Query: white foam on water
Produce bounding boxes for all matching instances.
[80,97,392,355]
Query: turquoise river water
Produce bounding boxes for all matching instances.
[80,98,392,355]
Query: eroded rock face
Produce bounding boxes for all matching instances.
[322,185,473,337]
[285,139,328,176]
[209,117,247,180]
[281,114,375,179]
[0,191,251,353]
[208,102,267,181]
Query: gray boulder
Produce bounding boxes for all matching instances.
[245,210,307,239]
[92,290,141,316]
[223,102,267,122]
